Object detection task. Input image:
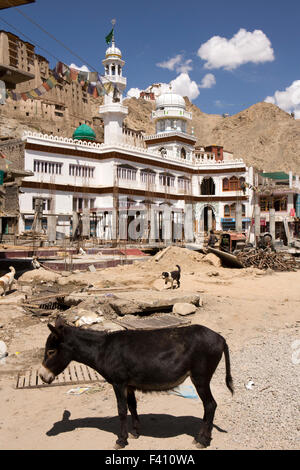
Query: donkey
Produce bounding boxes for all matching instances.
[40,316,234,449]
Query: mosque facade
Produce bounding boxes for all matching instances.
[19,35,254,242]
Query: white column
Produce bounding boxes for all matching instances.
[269,208,276,240]
[255,204,261,238]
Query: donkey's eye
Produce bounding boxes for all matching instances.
[47,349,56,358]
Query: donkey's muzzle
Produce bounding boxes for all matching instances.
[39,365,55,384]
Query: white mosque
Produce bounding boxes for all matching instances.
[19,34,254,242]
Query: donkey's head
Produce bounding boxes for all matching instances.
[39,316,73,384]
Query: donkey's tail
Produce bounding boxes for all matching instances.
[224,341,234,395]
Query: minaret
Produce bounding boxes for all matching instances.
[99,26,128,145]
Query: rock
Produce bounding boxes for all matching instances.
[108,291,201,316]
[207,271,220,277]
[172,303,197,316]
[18,268,60,283]
[63,292,90,307]
[108,299,142,316]
[203,253,222,267]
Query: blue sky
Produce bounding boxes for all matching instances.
[1,0,300,117]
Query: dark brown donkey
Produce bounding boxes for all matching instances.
[40,316,234,449]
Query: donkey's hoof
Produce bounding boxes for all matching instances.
[193,438,209,449]
[114,440,128,450]
[129,432,140,439]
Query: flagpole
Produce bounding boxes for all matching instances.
[111,18,116,44]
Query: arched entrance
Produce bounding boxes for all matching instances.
[203,205,216,232]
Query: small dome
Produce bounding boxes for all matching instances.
[106,42,122,59]
[156,91,186,110]
[73,124,96,141]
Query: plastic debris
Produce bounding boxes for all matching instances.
[67,387,91,395]
[168,380,199,400]
[75,313,103,327]
[0,341,8,364]
[245,380,255,390]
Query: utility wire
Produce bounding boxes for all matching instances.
[0,16,61,64]
[7,0,99,72]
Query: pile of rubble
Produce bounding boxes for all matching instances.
[236,248,298,272]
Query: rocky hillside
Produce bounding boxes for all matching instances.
[1,97,300,173]
[124,97,300,173]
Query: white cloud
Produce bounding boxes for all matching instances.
[127,73,200,102]
[197,29,275,70]
[176,59,193,74]
[127,87,142,99]
[69,63,90,72]
[265,80,300,118]
[156,54,183,71]
[157,54,193,74]
[199,73,216,88]
[170,73,200,100]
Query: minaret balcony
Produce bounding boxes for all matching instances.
[99,103,128,115]
[102,75,127,87]
[152,109,192,120]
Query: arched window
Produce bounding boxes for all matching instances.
[229,176,239,190]
[224,204,237,217]
[231,203,236,217]
[111,64,115,75]
[181,148,186,159]
[223,178,229,191]
[224,205,230,217]
[200,177,215,195]
[223,176,242,191]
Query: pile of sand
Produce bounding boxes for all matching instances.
[146,246,221,272]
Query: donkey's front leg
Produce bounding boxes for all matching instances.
[113,384,129,449]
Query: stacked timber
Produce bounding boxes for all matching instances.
[236,248,298,271]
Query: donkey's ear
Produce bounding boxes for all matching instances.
[47,323,59,338]
[55,315,66,329]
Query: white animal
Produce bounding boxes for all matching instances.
[0,266,16,296]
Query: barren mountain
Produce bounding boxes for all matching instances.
[124,97,300,173]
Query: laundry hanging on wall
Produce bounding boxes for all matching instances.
[6,61,120,102]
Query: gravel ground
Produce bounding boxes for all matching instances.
[210,325,300,450]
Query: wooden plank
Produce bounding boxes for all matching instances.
[68,363,78,383]
[80,364,91,382]
[57,371,66,384]
[74,364,85,383]
[23,370,31,388]
[87,366,100,382]
[119,315,190,330]
[29,369,38,388]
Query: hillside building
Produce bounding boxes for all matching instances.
[0,30,103,136]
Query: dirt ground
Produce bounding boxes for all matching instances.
[0,247,299,451]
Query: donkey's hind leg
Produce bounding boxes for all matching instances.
[127,387,140,439]
[192,379,217,448]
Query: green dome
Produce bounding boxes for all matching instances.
[73,124,96,141]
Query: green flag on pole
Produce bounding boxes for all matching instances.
[105,28,114,45]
